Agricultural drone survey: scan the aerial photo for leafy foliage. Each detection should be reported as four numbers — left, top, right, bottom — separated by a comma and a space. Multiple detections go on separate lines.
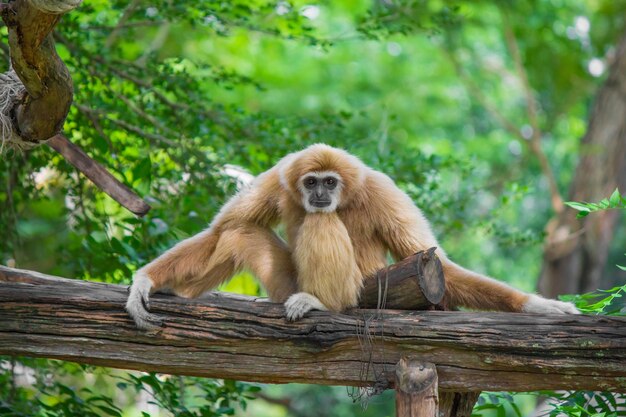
562, 284, 626, 315
565, 188, 626, 218
116, 374, 260, 417
472, 393, 523, 417
542, 390, 626, 417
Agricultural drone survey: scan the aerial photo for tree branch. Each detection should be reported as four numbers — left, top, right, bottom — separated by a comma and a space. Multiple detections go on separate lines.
1, 0, 71, 142
1, 1, 150, 216
443, 48, 523, 140
500, 8, 564, 213
47, 134, 151, 216
0, 265, 624, 392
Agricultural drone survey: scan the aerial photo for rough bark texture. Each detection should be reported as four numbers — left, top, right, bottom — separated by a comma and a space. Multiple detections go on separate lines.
360, 248, 445, 309
1, 265, 625, 392
539, 31, 626, 298
395, 359, 438, 417
0, 0, 72, 142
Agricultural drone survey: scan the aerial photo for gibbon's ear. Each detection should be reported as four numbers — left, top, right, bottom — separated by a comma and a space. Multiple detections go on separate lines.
278, 144, 366, 206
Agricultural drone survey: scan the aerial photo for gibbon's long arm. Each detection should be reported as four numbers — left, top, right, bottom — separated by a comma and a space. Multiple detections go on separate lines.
369, 171, 578, 314
126, 168, 298, 329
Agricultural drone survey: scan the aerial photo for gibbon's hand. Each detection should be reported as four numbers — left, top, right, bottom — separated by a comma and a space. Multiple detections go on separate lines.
126, 271, 164, 330
522, 294, 580, 314
284, 292, 328, 321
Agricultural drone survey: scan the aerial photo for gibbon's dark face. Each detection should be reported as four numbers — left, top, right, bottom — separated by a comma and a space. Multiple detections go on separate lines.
298, 171, 342, 213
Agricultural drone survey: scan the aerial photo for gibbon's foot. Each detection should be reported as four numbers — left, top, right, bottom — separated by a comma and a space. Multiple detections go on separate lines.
126, 271, 165, 330
522, 294, 580, 314
284, 292, 328, 321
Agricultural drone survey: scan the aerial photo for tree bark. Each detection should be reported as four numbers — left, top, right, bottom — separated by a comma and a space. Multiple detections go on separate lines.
0, 1, 151, 216
395, 359, 438, 417
360, 248, 445, 309
539, 31, 626, 298
0, 0, 73, 142
1, 265, 625, 392
47, 134, 151, 216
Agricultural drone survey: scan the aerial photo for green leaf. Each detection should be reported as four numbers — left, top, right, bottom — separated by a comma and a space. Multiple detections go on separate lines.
609, 188, 621, 207
95, 405, 122, 417
564, 201, 591, 212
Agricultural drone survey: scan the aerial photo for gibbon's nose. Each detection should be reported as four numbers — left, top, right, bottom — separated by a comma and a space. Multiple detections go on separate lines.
315, 188, 324, 198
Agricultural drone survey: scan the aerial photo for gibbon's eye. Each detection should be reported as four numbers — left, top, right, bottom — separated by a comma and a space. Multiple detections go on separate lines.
304, 176, 317, 188
324, 177, 337, 188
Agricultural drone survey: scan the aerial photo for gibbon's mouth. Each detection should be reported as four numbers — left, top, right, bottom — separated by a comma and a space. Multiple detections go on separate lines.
310, 200, 332, 207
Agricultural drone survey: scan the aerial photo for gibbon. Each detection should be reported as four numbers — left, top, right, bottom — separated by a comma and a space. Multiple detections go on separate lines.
127, 144, 578, 329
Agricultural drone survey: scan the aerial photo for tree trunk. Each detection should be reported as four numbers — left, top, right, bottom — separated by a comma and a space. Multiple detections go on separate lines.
539, 31, 626, 298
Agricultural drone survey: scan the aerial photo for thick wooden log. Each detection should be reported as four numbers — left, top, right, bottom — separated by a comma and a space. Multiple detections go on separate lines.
395, 358, 438, 417
360, 248, 445, 309
1, 265, 625, 392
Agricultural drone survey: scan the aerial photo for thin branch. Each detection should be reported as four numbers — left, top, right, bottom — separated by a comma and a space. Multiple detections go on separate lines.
80, 102, 114, 152
56, 33, 233, 129
255, 393, 306, 417
47, 134, 151, 216
111, 89, 180, 138
500, 8, 564, 213
75, 104, 177, 147
105, 0, 142, 49
79, 56, 183, 141
74, 103, 210, 185
135, 22, 171, 67
444, 48, 524, 140
84, 21, 162, 31
105, 60, 227, 124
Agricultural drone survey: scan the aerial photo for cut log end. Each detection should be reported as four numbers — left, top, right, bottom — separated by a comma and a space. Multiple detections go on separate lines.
360, 248, 445, 310
395, 358, 439, 417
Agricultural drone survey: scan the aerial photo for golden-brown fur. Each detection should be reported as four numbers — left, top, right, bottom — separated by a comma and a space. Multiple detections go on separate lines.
293, 213, 362, 311
128, 143, 577, 328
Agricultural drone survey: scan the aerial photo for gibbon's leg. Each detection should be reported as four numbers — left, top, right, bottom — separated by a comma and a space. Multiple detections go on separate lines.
219, 225, 298, 302
369, 172, 579, 314
442, 261, 579, 314
126, 225, 298, 329
126, 229, 224, 329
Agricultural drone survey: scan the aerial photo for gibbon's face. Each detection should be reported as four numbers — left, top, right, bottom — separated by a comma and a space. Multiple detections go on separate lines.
298, 171, 342, 213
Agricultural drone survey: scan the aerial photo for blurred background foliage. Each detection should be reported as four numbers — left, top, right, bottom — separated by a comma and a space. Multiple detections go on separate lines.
1, 0, 625, 416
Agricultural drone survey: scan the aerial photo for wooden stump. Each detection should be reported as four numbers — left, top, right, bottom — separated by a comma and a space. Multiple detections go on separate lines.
360, 248, 445, 309
367, 252, 479, 416
395, 358, 439, 417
